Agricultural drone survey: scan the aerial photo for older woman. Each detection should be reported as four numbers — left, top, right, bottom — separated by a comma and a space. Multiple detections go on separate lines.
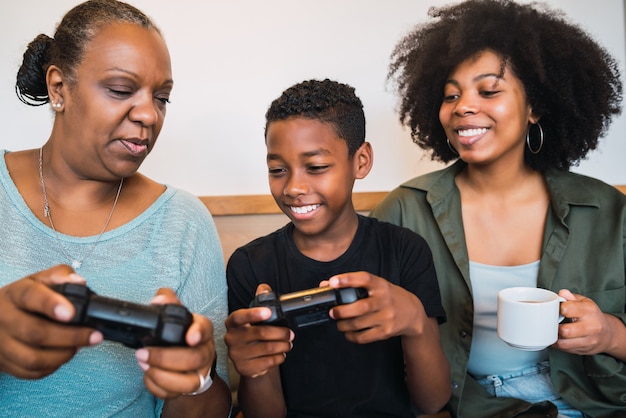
0, 1, 230, 416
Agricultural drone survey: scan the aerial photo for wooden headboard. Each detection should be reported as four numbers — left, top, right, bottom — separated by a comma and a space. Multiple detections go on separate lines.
205, 187, 626, 264
201, 191, 386, 263
199, 191, 388, 216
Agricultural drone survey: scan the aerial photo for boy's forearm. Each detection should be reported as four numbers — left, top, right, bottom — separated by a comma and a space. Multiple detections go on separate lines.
238, 368, 286, 418
402, 318, 451, 414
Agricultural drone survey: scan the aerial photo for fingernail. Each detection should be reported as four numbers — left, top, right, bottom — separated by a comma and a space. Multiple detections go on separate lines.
187, 330, 200, 345
329, 277, 339, 287
137, 361, 150, 371
135, 348, 149, 362
68, 273, 85, 283
89, 331, 103, 345
289, 330, 295, 342
260, 307, 272, 320
54, 304, 73, 321
151, 295, 168, 304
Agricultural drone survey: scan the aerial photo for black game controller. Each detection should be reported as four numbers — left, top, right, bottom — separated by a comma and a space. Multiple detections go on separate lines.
249, 286, 368, 329
50, 283, 193, 348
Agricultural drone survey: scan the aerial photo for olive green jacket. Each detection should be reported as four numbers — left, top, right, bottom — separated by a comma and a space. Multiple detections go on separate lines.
371, 161, 626, 418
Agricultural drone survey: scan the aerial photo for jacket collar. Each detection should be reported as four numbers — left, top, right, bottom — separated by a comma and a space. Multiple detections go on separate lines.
398, 159, 601, 292
543, 168, 601, 223
399, 159, 600, 219
399, 160, 464, 205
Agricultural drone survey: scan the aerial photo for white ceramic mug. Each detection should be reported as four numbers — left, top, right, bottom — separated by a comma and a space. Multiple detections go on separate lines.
497, 287, 566, 351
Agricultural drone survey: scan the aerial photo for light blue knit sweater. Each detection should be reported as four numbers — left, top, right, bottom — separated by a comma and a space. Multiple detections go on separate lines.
0, 150, 228, 417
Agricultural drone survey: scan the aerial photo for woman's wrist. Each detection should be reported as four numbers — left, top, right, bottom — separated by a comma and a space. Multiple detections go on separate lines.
185, 356, 217, 396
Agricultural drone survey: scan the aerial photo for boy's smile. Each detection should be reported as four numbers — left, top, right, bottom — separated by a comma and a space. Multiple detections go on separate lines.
289, 204, 321, 216
265, 117, 368, 253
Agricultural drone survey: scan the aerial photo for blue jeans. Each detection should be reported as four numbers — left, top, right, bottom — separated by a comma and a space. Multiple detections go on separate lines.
475, 361, 587, 418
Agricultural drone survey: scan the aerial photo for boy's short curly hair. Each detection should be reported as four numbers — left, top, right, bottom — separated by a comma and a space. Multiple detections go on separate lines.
265, 79, 366, 157
389, 0, 622, 170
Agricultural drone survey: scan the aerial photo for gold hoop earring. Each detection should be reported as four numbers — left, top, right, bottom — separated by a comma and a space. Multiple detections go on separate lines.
526, 122, 544, 154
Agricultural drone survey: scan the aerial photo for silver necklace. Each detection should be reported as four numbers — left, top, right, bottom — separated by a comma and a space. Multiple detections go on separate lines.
38, 147, 123, 269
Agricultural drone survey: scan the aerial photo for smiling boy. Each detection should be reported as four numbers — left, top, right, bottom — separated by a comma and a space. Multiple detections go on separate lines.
224, 79, 450, 417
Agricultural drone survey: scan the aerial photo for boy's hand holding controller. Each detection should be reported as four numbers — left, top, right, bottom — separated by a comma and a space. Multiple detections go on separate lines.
224, 284, 294, 379
324, 271, 450, 409
321, 271, 432, 344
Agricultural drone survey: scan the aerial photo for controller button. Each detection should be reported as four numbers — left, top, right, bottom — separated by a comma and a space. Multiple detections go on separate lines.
161, 323, 185, 345
256, 292, 276, 303
163, 304, 188, 319
63, 283, 91, 298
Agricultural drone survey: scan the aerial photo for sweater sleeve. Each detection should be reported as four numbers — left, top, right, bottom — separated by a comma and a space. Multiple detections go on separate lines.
167, 191, 229, 385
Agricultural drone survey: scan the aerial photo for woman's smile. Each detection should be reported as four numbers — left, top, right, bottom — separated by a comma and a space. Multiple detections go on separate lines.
456, 127, 489, 146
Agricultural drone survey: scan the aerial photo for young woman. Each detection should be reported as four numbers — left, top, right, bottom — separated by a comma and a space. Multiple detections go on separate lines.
372, 1, 625, 417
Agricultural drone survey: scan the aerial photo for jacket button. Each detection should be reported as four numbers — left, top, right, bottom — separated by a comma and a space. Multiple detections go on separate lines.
459, 330, 467, 338
620, 393, 626, 403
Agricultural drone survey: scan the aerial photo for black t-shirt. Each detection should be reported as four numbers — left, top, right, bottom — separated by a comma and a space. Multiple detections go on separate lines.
227, 215, 446, 418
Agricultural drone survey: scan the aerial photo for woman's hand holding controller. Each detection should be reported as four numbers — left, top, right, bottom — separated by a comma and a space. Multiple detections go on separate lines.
0, 264, 102, 379
135, 288, 218, 399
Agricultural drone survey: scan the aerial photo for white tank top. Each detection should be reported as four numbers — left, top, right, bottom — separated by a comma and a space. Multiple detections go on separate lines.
467, 260, 548, 377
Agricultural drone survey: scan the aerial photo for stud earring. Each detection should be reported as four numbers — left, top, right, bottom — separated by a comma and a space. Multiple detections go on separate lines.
51, 102, 62, 109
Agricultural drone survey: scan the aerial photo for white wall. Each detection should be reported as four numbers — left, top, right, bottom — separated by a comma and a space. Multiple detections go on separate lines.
2, 0, 625, 196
